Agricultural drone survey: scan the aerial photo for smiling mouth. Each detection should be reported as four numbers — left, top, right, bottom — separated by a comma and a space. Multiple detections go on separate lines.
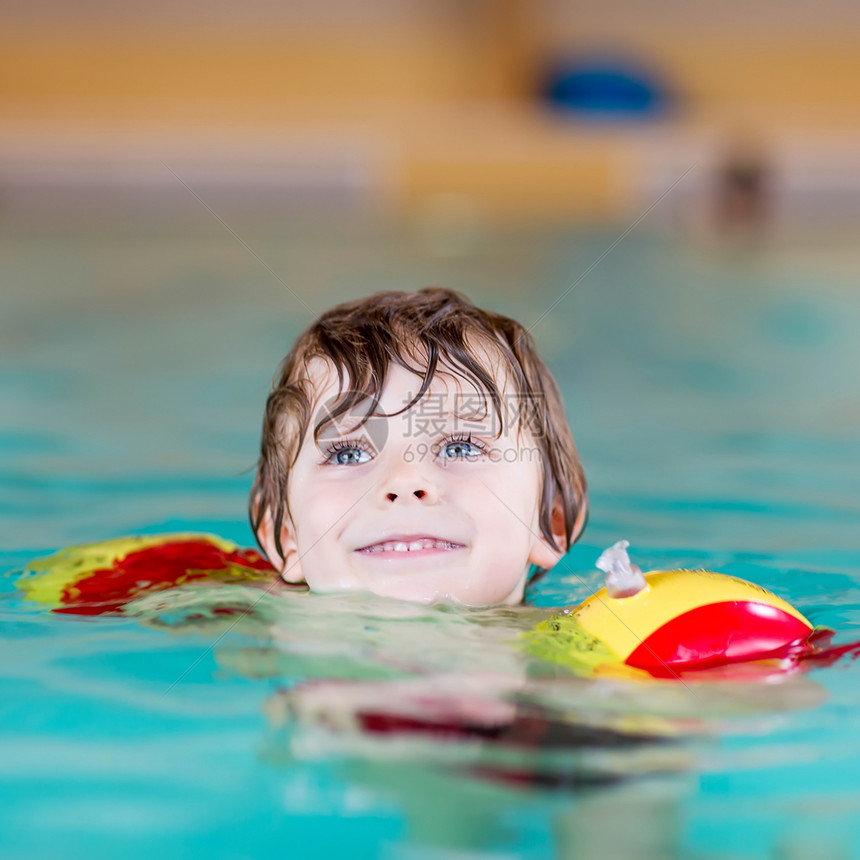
356, 537, 465, 556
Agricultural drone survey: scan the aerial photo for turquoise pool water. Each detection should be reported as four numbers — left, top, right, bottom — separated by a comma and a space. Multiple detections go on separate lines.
2, 223, 860, 859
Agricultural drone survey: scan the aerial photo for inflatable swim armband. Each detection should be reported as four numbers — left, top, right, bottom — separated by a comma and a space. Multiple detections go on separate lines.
19, 534, 278, 615
526, 542, 816, 679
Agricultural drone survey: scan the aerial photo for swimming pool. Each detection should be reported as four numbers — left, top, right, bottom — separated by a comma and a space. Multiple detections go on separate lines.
3, 221, 860, 859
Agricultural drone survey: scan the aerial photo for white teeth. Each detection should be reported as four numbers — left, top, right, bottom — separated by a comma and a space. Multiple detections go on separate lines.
362, 539, 462, 553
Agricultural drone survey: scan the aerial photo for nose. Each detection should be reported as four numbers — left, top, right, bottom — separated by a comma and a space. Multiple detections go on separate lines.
385, 488, 428, 503
378, 458, 440, 506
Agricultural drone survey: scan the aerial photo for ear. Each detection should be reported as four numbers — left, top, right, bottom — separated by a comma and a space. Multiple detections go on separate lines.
569, 493, 588, 546
255, 503, 306, 584
527, 492, 583, 570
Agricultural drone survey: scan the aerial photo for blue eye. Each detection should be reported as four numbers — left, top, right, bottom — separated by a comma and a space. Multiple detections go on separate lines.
326, 443, 372, 465
440, 439, 483, 459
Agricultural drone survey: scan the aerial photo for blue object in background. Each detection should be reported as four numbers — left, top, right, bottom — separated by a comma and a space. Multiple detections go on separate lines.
543, 56, 671, 117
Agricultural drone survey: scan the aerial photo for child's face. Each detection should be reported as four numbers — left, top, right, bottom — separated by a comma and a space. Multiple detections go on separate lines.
259, 359, 564, 606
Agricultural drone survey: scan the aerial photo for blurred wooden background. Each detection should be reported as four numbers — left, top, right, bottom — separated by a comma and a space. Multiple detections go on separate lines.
4, 0, 860, 223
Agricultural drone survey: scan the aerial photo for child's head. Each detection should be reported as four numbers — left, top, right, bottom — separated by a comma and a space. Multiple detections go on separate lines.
250, 287, 587, 606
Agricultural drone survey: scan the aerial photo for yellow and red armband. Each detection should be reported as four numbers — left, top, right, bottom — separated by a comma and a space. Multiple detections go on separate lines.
19, 534, 277, 615
525, 543, 817, 679
571, 568, 813, 677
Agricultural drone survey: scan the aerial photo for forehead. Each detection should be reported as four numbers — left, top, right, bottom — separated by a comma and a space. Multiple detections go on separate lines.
304, 350, 513, 413
301, 352, 527, 448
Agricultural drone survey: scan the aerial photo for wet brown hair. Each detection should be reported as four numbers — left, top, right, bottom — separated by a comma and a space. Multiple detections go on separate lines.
250, 287, 587, 568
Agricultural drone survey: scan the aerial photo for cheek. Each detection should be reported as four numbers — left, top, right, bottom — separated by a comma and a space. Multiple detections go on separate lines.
293, 488, 335, 543
475, 462, 542, 528
286, 469, 323, 542
477, 472, 543, 575
462, 485, 537, 601
289, 471, 367, 547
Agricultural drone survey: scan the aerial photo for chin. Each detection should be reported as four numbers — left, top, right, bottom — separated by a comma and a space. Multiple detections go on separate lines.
369, 582, 447, 606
